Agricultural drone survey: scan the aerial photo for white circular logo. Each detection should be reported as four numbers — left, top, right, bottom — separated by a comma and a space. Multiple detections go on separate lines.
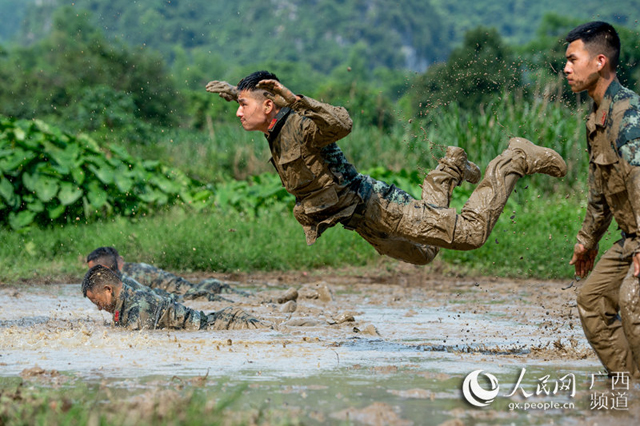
462, 370, 500, 407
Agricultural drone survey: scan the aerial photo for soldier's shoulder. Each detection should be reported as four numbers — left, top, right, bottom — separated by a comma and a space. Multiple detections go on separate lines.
613, 85, 640, 110
123, 262, 156, 273
122, 276, 142, 287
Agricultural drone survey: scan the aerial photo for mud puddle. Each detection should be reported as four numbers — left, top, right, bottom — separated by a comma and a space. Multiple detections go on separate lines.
1, 277, 638, 424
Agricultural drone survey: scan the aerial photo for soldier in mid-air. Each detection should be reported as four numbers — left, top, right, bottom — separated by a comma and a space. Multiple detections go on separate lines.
206, 71, 567, 265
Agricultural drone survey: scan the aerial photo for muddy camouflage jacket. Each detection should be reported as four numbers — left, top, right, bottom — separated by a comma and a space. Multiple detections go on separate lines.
112, 283, 205, 331
266, 96, 365, 244
122, 262, 199, 295
577, 79, 640, 253
121, 275, 178, 301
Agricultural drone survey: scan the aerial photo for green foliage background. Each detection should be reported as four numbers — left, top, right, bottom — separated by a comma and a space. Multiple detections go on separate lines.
0, 1, 638, 280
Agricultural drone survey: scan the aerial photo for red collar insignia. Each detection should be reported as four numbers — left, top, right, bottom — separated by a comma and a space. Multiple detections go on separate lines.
600, 111, 607, 126
114, 310, 120, 323
268, 118, 278, 131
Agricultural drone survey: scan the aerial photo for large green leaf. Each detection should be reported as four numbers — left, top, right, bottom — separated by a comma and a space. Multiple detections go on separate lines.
87, 161, 115, 185
86, 180, 108, 209
8, 210, 36, 230
76, 133, 101, 154
142, 160, 160, 170
150, 174, 180, 194
138, 185, 162, 203
21, 131, 46, 150
108, 144, 135, 162
0, 148, 37, 173
33, 175, 59, 202
58, 181, 83, 206
48, 203, 66, 220
22, 172, 38, 192
114, 169, 134, 193
44, 140, 80, 171
0, 177, 16, 204
11, 127, 26, 142
71, 167, 86, 185
26, 198, 45, 213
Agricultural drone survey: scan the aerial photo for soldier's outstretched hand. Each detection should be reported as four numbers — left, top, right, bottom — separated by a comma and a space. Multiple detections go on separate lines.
569, 243, 598, 278
205, 80, 238, 102
256, 79, 297, 107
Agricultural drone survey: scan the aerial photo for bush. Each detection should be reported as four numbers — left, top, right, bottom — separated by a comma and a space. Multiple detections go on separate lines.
0, 116, 213, 231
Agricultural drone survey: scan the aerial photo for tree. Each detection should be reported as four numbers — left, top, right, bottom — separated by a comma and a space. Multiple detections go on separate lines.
0, 6, 184, 139
406, 27, 522, 115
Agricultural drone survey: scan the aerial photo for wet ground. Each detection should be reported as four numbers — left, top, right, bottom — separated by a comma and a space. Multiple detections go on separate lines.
1, 269, 639, 424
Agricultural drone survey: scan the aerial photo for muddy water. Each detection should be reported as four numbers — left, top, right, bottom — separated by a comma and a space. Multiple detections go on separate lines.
1, 278, 638, 424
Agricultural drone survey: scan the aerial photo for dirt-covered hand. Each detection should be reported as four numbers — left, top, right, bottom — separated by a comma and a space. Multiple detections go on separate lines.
205, 80, 238, 102
256, 79, 297, 107
569, 243, 598, 278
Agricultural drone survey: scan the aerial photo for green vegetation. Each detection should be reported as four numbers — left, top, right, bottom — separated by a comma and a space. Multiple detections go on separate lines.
0, 117, 213, 231
431, 0, 639, 46
0, 2, 637, 282
0, 377, 248, 426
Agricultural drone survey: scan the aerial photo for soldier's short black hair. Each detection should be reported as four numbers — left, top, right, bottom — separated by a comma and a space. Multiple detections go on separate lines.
237, 70, 279, 92
82, 265, 121, 297
566, 21, 620, 71
86, 246, 120, 273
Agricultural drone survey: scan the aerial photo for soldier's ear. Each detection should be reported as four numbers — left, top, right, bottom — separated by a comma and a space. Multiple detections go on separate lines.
596, 54, 607, 71
264, 98, 275, 114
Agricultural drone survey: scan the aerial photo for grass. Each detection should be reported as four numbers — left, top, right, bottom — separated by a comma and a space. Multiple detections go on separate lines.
0, 377, 256, 426
0, 185, 616, 284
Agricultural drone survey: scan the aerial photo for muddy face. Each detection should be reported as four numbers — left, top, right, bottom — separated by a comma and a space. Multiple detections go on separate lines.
85, 288, 116, 313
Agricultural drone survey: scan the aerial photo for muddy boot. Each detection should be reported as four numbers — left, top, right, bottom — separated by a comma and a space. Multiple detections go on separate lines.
421, 146, 480, 207
507, 137, 567, 178
440, 146, 482, 185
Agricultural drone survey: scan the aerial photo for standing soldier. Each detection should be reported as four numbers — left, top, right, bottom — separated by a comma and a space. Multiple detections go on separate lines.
205, 71, 566, 265
565, 22, 640, 378
82, 265, 265, 331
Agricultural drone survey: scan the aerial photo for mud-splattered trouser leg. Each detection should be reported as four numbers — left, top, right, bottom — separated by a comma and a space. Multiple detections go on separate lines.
579, 239, 640, 378
205, 307, 269, 330
356, 147, 527, 266
353, 159, 466, 265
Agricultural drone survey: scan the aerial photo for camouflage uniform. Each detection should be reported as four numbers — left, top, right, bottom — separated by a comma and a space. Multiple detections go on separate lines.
574, 79, 640, 378
112, 283, 265, 331
121, 262, 233, 301
266, 95, 564, 265
121, 275, 178, 301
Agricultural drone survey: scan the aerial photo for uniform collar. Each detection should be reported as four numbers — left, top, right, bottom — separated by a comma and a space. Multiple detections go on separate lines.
112, 284, 132, 326
589, 79, 621, 130
266, 107, 292, 142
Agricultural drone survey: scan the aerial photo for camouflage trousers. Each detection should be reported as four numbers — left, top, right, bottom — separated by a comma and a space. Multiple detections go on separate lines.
576, 237, 640, 378
348, 147, 525, 265
205, 307, 267, 330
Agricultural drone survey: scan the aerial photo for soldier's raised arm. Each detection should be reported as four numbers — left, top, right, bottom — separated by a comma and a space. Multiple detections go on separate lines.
205, 80, 238, 102
257, 79, 352, 148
